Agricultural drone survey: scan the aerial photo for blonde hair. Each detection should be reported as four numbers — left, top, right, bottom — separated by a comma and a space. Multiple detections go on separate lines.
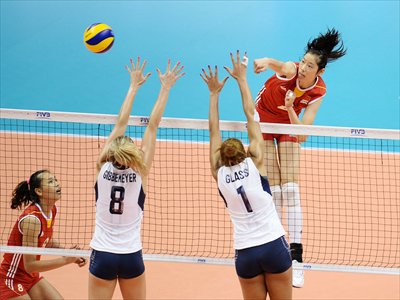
106, 136, 148, 175
219, 138, 247, 167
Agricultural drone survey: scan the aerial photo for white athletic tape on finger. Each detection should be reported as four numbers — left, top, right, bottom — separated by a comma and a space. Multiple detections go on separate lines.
288, 90, 294, 97
241, 56, 248, 66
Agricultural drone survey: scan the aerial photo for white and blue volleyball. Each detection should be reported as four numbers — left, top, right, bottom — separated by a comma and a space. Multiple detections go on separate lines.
83, 23, 114, 53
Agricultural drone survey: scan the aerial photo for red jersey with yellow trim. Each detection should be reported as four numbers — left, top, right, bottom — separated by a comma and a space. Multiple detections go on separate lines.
0, 203, 57, 280
255, 62, 326, 124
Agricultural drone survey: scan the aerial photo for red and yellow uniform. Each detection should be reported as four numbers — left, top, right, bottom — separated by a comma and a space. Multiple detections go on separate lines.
255, 62, 326, 142
0, 203, 57, 299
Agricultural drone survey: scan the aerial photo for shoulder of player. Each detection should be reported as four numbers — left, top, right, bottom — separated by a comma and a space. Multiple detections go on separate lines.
19, 214, 42, 234
315, 76, 327, 90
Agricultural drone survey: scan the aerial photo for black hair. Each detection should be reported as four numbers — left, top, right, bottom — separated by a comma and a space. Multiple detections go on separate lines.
305, 28, 347, 70
10, 170, 49, 209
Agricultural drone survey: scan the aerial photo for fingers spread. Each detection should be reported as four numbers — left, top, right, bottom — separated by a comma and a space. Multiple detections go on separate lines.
200, 73, 208, 84
171, 61, 181, 73
136, 56, 141, 70
202, 68, 210, 79
224, 66, 233, 76
140, 60, 147, 72
230, 52, 235, 66
207, 65, 213, 77
130, 58, 135, 70
166, 59, 171, 72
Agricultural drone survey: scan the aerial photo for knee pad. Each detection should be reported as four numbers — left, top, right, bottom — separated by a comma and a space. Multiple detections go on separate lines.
282, 182, 300, 207
270, 185, 283, 218
270, 185, 282, 201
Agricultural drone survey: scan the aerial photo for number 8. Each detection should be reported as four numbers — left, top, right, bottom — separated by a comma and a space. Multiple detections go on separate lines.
109, 186, 125, 215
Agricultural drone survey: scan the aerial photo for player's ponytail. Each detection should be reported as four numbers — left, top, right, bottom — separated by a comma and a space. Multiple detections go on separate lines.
220, 138, 247, 167
11, 170, 48, 209
306, 28, 347, 70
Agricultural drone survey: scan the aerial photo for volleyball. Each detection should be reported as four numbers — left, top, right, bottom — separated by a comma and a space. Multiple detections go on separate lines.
83, 23, 114, 53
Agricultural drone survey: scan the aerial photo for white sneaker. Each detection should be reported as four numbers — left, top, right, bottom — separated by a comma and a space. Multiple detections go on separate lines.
292, 260, 304, 288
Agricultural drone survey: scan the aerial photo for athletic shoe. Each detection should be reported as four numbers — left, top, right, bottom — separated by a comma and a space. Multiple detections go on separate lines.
292, 260, 304, 288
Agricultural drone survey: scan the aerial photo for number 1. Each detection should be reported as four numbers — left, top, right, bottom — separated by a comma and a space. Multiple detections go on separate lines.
236, 186, 253, 212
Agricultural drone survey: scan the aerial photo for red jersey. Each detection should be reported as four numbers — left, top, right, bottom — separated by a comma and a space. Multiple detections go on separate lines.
0, 203, 57, 281
255, 62, 326, 124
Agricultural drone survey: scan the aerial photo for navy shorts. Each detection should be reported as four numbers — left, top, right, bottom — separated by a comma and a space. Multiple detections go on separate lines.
235, 236, 292, 279
89, 249, 145, 280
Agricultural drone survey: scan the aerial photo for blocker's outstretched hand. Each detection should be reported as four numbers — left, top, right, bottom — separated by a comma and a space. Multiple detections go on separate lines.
157, 59, 185, 90
200, 65, 228, 95
126, 57, 151, 89
224, 50, 248, 82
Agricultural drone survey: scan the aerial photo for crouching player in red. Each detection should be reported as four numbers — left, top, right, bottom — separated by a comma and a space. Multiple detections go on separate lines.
0, 170, 86, 300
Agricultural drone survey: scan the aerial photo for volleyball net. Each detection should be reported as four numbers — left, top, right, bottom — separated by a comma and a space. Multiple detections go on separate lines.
0, 108, 399, 275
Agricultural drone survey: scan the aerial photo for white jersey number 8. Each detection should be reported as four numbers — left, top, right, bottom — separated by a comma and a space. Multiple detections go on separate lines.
109, 186, 125, 215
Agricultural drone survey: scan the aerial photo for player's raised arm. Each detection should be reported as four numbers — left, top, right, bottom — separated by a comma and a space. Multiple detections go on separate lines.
225, 51, 264, 171
141, 60, 185, 172
201, 65, 228, 180
97, 57, 151, 172
253, 57, 297, 78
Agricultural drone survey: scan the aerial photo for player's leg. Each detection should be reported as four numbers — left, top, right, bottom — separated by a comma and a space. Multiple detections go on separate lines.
279, 140, 302, 243
265, 268, 292, 300
264, 138, 283, 218
88, 274, 117, 300
27, 277, 63, 299
238, 274, 267, 300
278, 139, 304, 287
259, 236, 292, 299
118, 250, 146, 299
235, 246, 267, 300
118, 273, 146, 300
88, 250, 118, 299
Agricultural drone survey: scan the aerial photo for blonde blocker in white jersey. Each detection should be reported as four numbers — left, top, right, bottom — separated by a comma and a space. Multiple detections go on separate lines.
217, 157, 286, 250
90, 162, 145, 254
88, 58, 185, 299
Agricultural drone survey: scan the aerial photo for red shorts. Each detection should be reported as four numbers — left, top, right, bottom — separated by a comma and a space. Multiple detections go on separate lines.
256, 109, 298, 143
0, 272, 43, 300
262, 132, 298, 143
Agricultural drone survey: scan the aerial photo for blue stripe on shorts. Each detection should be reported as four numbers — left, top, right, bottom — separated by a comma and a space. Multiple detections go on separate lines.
235, 236, 292, 279
89, 249, 145, 280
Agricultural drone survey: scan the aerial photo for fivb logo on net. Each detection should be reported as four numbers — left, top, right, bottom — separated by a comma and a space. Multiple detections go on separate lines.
140, 117, 149, 125
350, 128, 366, 136
36, 111, 51, 119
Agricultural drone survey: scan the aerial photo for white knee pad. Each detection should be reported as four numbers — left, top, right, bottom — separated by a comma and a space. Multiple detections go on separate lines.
281, 182, 301, 207
270, 185, 283, 219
